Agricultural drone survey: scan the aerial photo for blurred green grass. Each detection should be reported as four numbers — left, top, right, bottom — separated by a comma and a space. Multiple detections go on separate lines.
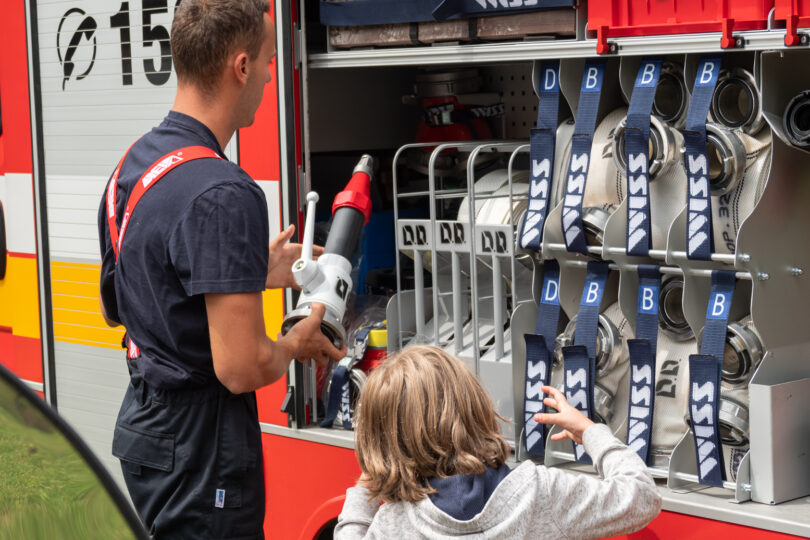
0, 393, 136, 540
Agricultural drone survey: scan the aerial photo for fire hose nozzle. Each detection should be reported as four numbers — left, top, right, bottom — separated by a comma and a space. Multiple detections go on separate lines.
292, 192, 322, 292
353, 154, 374, 177
281, 155, 375, 349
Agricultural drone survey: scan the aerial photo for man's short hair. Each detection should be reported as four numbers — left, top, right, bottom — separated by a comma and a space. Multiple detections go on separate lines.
355, 345, 509, 503
171, 0, 270, 94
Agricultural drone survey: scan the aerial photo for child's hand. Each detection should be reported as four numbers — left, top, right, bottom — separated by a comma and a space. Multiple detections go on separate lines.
533, 385, 595, 445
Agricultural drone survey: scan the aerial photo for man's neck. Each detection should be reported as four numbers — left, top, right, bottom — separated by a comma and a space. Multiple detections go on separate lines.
172, 85, 235, 151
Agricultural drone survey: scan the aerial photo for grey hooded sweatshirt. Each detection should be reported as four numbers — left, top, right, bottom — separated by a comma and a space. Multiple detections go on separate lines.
335, 424, 662, 539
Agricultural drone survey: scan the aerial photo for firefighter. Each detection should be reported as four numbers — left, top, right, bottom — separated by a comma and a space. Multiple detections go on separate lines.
97, 1, 345, 537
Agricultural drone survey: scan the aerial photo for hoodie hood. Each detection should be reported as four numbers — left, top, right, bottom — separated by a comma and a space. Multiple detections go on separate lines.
426, 463, 512, 521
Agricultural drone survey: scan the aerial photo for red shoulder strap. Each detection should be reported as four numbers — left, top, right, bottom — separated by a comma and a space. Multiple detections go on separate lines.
107, 145, 223, 260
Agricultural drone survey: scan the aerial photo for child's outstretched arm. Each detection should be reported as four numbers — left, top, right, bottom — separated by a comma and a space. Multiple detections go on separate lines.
533, 386, 662, 540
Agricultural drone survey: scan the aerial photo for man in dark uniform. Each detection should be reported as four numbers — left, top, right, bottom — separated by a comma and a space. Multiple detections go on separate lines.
97, 1, 345, 537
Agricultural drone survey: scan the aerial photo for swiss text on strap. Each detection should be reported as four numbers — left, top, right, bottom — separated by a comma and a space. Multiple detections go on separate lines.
563, 261, 609, 463
561, 61, 606, 255
625, 265, 661, 463
625, 59, 662, 257
520, 61, 561, 252
688, 270, 736, 486
523, 261, 561, 456
683, 57, 722, 261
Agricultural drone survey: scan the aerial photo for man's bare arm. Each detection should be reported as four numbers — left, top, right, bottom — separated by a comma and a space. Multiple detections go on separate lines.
205, 292, 344, 394
99, 295, 121, 327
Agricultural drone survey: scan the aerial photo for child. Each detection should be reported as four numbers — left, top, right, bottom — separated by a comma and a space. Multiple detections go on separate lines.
335, 345, 662, 539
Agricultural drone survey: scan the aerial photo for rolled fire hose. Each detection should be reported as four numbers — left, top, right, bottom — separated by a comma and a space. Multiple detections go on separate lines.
647, 276, 697, 466
612, 116, 771, 255
695, 123, 772, 255
408, 168, 530, 274
783, 90, 810, 148
281, 155, 374, 349
459, 115, 577, 229
709, 68, 765, 136
652, 61, 689, 129
685, 316, 763, 480
457, 168, 530, 224
613, 112, 687, 251
553, 301, 631, 427
690, 315, 763, 480
322, 359, 368, 429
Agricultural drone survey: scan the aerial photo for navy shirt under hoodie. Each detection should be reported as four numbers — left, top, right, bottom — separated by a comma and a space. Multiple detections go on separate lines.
98, 111, 269, 390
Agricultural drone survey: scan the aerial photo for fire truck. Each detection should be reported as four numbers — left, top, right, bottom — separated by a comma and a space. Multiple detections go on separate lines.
1, 1, 809, 538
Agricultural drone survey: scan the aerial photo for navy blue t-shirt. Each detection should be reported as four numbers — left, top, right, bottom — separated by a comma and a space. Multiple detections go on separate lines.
98, 111, 269, 389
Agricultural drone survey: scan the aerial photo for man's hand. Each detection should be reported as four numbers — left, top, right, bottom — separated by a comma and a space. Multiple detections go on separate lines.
533, 385, 595, 445
266, 225, 324, 290
277, 303, 346, 366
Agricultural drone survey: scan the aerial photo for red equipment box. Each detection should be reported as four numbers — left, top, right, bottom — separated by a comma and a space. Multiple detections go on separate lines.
589, 0, 774, 53
775, 0, 810, 45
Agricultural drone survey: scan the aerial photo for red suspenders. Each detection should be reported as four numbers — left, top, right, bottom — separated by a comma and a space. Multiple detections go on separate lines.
106, 144, 223, 260
105, 144, 223, 358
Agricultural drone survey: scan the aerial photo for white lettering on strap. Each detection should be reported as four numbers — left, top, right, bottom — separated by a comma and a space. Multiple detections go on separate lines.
142, 154, 184, 188
691, 381, 719, 479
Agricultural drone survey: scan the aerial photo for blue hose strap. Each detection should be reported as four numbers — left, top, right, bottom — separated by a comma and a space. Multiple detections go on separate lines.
687, 269, 735, 486
688, 354, 725, 487
535, 260, 562, 356
625, 59, 662, 257
563, 344, 594, 464
684, 57, 722, 261
562, 260, 608, 464
354, 326, 372, 362
520, 61, 561, 251
562, 60, 606, 254
321, 327, 373, 429
319, 0, 575, 26
573, 261, 610, 360
523, 335, 552, 457
320, 365, 350, 429
700, 269, 736, 361
634, 265, 661, 353
626, 265, 661, 463
523, 260, 561, 456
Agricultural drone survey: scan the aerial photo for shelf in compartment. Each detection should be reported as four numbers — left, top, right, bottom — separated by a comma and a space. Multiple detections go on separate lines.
309, 29, 795, 69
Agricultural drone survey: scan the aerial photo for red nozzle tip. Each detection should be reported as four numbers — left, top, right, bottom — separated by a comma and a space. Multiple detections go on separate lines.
333, 170, 372, 225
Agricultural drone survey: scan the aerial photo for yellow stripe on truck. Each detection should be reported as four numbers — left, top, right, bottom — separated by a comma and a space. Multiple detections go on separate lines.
0, 255, 41, 339
51, 261, 122, 349
50, 261, 287, 350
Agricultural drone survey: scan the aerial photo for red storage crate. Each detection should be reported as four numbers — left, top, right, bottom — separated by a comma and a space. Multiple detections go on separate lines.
589, 0, 774, 53
775, 0, 810, 45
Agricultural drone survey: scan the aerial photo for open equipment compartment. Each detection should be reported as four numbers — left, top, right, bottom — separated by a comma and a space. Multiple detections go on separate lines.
292, 1, 810, 536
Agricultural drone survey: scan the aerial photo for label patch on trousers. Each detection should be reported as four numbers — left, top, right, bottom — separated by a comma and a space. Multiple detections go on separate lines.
215, 489, 226, 508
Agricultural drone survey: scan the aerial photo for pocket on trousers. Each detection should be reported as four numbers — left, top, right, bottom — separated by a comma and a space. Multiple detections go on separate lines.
112, 422, 175, 473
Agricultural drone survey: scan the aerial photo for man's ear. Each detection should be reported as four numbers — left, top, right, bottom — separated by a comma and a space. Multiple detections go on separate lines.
233, 52, 249, 85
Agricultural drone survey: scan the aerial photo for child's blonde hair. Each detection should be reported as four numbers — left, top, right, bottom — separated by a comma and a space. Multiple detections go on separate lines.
355, 345, 509, 503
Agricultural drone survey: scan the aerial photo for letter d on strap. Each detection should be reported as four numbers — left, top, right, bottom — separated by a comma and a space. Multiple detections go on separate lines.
520, 61, 561, 251
523, 261, 562, 456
